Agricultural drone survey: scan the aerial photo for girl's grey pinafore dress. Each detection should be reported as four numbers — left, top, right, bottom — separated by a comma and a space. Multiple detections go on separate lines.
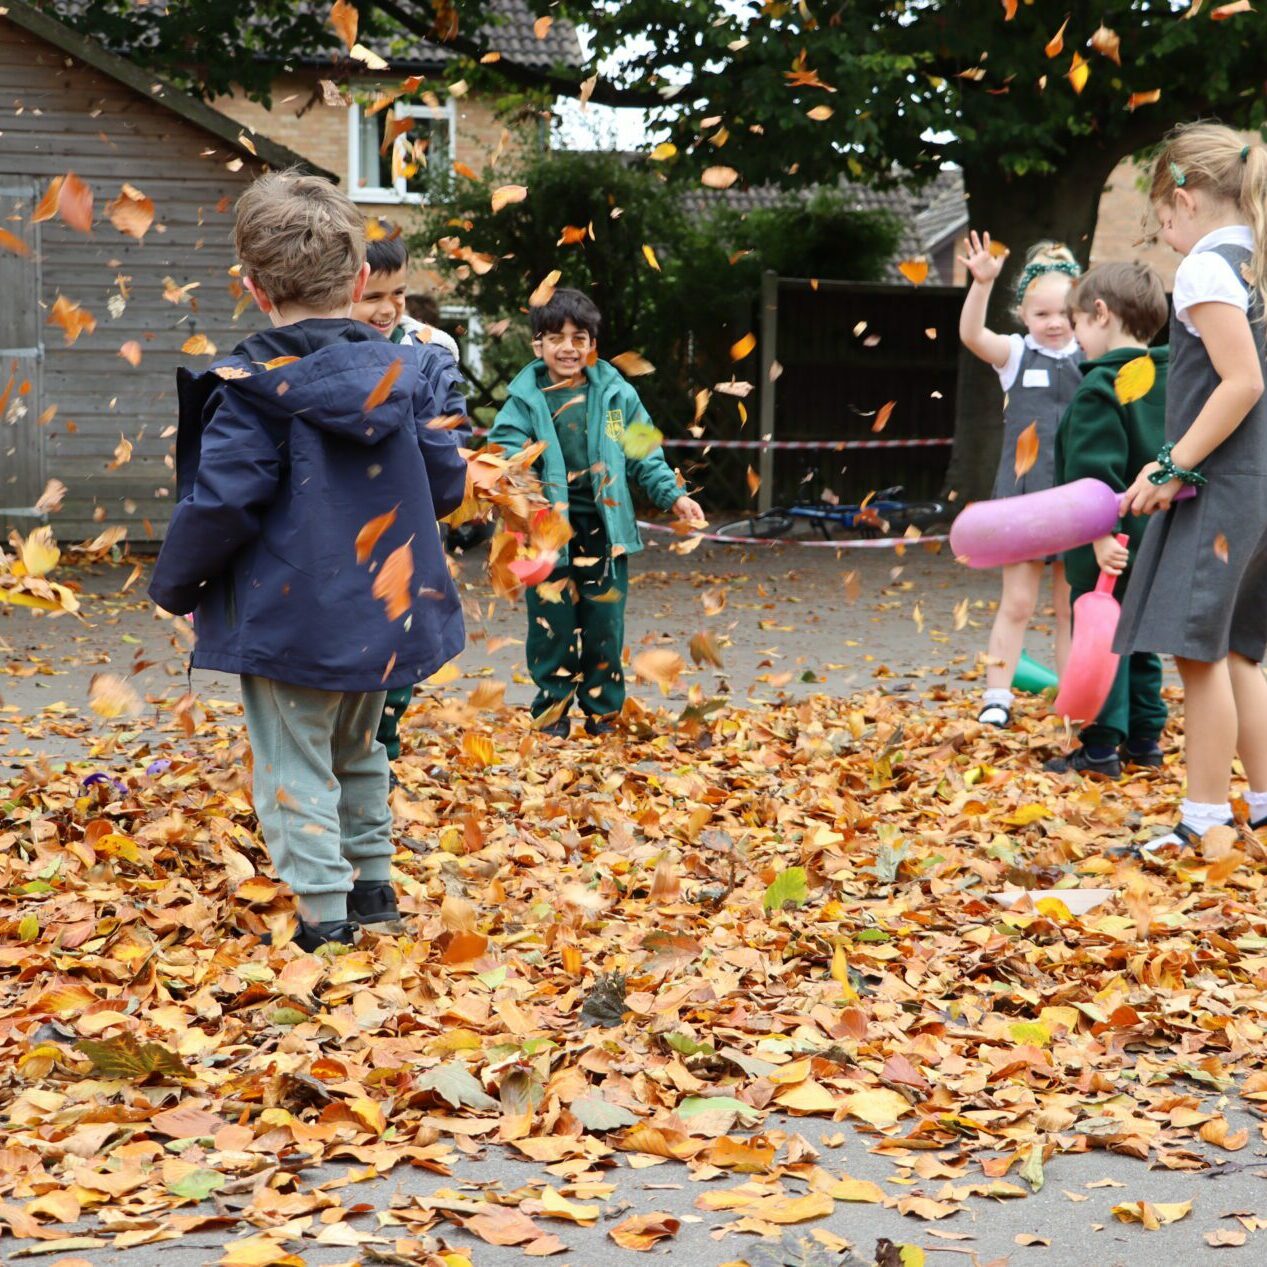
990, 340, 1083, 499
1114, 242, 1267, 663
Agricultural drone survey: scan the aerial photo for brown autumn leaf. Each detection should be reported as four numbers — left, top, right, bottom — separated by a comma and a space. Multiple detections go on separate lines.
897, 258, 929, 285
106, 434, 133, 472
181, 333, 217, 357
363, 357, 403, 412
47, 294, 97, 346
1214, 533, 1230, 563
118, 341, 142, 367
1014, 420, 1040, 479
1090, 24, 1121, 63
529, 269, 562, 307
1127, 88, 1162, 110
106, 185, 155, 239
491, 184, 528, 213
329, 0, 358, 49
608, 1212, 680, 1251
372, 538, 414, 620
533, 14, 553, 39
1211, 0, 1253, 16
631, 649, 686, 694
34, 172, 94, 233
88, 673, 142, 720
701, 166, 740, 189
0, 226, 30, 256
610, 350, 655, 377
872, 400, 897, 433
34, 478, 67, 514
355, 505, 398, 564
688, 630, 724, 668
1045, 15, 1069, 56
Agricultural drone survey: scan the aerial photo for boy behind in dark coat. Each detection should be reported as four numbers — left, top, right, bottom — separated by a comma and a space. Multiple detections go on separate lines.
149, 172, 467, 950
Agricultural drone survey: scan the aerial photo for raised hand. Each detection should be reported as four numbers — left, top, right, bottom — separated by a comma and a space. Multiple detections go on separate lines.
957, 230, 1008, 285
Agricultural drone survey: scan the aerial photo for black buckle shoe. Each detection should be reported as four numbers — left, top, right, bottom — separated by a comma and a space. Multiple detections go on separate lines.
293, 918, 358, 952
348, 880, 400, 925
1044, 747, 1122, 779
1120, 740, 1164, 769
537, 717, 570, 739
584, 716, 615, 737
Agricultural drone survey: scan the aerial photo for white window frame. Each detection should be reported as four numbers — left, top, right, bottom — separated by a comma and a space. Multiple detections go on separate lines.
347, 96, 458, 205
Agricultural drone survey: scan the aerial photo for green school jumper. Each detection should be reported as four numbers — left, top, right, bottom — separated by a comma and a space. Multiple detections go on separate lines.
488, 359, 683, 721
1053, 345, 1169, 750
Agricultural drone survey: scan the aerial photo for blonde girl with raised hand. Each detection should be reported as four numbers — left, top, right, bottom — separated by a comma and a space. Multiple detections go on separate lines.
958, 236, 1083, 728
1114, 123, 1267, 852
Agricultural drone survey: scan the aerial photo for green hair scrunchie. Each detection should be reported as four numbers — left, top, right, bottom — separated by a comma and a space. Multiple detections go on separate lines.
1014, 257, 1081, 306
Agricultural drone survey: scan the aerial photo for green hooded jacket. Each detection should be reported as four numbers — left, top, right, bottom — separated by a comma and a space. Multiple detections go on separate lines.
487, 357, 682, 562
1053, 345, 1169, 593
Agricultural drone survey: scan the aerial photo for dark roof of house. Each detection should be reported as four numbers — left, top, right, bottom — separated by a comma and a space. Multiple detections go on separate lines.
5, 0, 334, 176
910, 168, 968, 252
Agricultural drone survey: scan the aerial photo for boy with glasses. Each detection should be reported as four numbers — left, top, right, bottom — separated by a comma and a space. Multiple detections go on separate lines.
488, 289, 704, 737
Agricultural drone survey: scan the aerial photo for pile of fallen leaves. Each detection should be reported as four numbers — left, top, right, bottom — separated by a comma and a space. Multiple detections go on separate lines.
2, 669, 1267, 1264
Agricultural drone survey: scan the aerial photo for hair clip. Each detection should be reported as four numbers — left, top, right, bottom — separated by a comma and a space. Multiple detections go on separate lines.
1241, 144, 1251, 163
1169, 161, 1187, 187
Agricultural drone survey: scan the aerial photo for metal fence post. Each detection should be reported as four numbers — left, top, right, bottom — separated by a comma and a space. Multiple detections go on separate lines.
757, 270, 778, 515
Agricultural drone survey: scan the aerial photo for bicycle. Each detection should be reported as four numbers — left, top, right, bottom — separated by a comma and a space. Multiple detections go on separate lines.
712, 484, 951, 542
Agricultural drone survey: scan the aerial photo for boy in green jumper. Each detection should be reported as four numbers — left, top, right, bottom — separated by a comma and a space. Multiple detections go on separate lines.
488, 289, 705, 737
1047, 262, 1171, 778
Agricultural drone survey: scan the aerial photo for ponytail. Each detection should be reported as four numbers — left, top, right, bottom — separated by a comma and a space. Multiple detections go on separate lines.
1241, 143, 1267, 314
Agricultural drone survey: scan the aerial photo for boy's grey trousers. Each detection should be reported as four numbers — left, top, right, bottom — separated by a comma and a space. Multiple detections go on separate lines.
240, 675, 395, 923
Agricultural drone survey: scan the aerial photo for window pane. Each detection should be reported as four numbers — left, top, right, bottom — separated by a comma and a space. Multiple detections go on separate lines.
357, 110, 383, 190
403, 114, 452, 201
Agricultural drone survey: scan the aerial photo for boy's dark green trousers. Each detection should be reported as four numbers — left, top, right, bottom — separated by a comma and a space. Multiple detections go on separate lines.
376, 686, 413, 761
525, 510, 627, 719
1071, 582, 1167, 750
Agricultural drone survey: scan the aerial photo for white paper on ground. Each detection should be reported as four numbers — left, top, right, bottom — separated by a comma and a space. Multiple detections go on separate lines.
989, 888, 1116, 915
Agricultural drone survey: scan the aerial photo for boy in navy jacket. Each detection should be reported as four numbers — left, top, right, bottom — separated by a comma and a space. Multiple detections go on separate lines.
149, 172, 467, 951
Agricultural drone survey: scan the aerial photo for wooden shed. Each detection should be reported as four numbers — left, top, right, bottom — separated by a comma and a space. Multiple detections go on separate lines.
0, 0, 331, 545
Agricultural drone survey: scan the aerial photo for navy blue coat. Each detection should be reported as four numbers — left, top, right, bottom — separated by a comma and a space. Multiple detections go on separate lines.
149, 318, 467, 692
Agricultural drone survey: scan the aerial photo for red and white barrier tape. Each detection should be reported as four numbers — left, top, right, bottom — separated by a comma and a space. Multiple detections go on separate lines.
659, 437, 953, 451
638, 520, 948, 549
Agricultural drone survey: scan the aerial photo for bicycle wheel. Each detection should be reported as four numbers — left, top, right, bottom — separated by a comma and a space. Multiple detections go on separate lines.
711, 511, 797, 540
888, 501, 952, 535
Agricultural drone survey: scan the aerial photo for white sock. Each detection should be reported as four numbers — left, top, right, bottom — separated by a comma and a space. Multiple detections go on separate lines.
1179, 799, 1234, 834
1245, 790, 1267, 823
983, 687, 1013, 709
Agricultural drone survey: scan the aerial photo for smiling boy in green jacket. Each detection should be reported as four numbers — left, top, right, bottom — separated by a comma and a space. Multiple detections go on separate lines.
1047, 262, 1170, 779
488, 289, 705, 737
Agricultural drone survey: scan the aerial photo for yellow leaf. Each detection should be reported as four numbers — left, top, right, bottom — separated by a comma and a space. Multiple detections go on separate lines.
461, 731, 495, 768
642, 243, 661, 272
537, 1186, 599, 1224
730, 332, 756, 361
181, 333, 216, 356
773, 1081, 839, 1113
1067, 51, 1090, 94
841, 1087, 912, 1128
825, 1176, 888, 1204
220, 1237, 304, 1267
900, 1248, 926, 1267
88, 673, 142, 720
621, 420, 663, 459
1113, 354, 1156, 404
1111, 1199, 1192, 1228
490, 184, 528, 213
830, 944, 859, 1002
649, 142, 677, 162
897, 258, 929, 285
17, 525, 60, 577
427, 660, 462, 686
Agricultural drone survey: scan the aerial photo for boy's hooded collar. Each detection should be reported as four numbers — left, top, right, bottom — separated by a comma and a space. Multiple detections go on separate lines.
1077, 345, 1169, 377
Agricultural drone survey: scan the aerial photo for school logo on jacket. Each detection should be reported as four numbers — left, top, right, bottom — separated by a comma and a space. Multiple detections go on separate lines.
605, 408, 625, 442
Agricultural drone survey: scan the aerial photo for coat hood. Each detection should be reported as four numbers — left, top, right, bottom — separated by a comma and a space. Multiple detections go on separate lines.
214, 318, 415, 447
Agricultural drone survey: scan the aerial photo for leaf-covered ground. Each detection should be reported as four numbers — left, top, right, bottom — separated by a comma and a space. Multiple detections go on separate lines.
3, 566, 1267, 1266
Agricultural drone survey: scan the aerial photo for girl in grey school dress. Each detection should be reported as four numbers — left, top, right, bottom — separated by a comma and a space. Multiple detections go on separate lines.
958, 236, 1083, 728
1115, 123, 1267, 852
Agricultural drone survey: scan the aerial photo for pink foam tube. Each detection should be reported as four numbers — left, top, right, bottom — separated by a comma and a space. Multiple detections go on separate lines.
1052, 533, 1129, 723
950, 478, 1196, 569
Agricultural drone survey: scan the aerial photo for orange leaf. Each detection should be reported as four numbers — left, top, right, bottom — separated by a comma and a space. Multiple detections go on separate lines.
1045, 16, 1069, 56
0, 226, 30, 256
701, 165, 739, 190
1001, 0, 1018, 17
1214, 532, 1229, 563
1067, 51, 1090, 94
557, 224, 588, 245
363, 357, 403, 412
32, 175, 64, 223
49, 172, 94, 233
746, 465, 760, 498
1127, 88, 1161, 110
608, 1212, 680, 1251
1090, 24, 1121, 64
872, 400, 897, 434
610, 350, 655, 377
631, 649, 685, 694
330, 0, 358, 49
730, 332, 756, 361
106, 184, 154, 239
533, 14, 553, 38
529, 269, 562, 307
453, 160, 479, 180
47, 294, 96, 346
898, 258, 929, 285
118, 341, 142, 367
355, 505, 398, 564
372, 538, 413, 620
181, 333, 217, 356
1211, 0, 1253, 16
491, 183, 528, 213
1014, 420, 1040, 479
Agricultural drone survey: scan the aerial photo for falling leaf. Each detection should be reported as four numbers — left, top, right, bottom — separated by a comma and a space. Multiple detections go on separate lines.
1114, 354, 1156, 403
1067, 51, 1090, 93
330, 0, 359, 49
1211, 0, 1253, 16
0, 226, 30, 256
181, 333, 217, 356
88, 673, 142, 720
530, 269, 562, 306
621, 421, 663, 459
491, 184, 528, 213
363, 357, 403, 411
642, 243, 661, 272
533, 14, 553, 39
1012, 420, 1041, 479
34, 172, 94, 233
47, 294, 97, 345
106, 184, 154, 239
806, 104, 834, 120
1001, 0, 1018, 17
1214, 533, 1230, 563
872, 400, 897, 433
16, 525, 60, 576
34, 478, 67, 514
1127, 89, 1162, 110
746, 465, 760, 499
107, 434, 133, 471
730, 332, 757, 361
898, 258, 929, 285
611, 351, 655, 377
355, 505, 398, 563
701, 166, 740, 189
1045, 16, 1069, 56
372, 539, 414, 620
648, 142, 677, 162
632, 649, 685, 694
452, 160, 479, 180
118, 341, 142, 367
1090, 24, 1121, 63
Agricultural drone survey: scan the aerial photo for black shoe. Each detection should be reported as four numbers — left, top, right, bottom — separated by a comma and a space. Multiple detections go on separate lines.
348, 880, 400, 925
1120, 740, 1164, 768
293, 918, 357, 952
389, 770, 399, 792
537, 717, 570, 739
584, 716, 615, 736
1044, 747, 1121, 778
